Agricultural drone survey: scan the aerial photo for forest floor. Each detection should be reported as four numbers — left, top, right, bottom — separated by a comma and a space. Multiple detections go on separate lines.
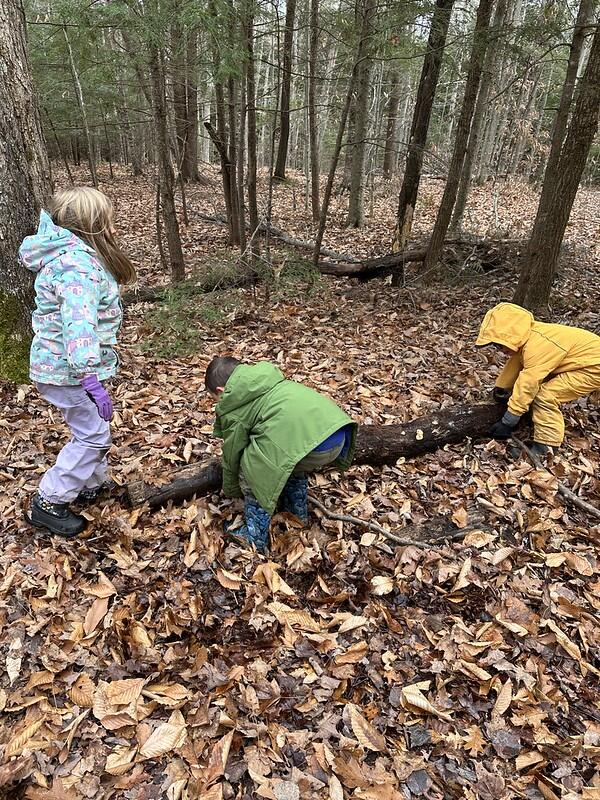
1, 166, 600, 800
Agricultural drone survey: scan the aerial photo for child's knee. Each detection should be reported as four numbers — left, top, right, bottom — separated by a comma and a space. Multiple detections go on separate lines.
533, 386, 559, 410
79, 429, 112, 450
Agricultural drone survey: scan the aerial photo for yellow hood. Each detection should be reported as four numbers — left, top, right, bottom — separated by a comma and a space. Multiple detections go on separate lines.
476, 303, 534, 351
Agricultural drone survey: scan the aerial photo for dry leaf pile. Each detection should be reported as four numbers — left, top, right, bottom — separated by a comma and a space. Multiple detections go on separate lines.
1, 168, 599, 798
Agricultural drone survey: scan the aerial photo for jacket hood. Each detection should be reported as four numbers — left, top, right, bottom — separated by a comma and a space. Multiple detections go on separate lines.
217, 362, 286, 414
19, 210, 95, 274
476, 303, 534, 350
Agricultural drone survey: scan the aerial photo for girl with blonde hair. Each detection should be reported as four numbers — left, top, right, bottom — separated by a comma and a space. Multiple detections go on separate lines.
20, 187, 136, 536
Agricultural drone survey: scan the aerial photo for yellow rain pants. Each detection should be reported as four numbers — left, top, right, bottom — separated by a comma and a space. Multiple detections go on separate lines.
532, 366, 600, 446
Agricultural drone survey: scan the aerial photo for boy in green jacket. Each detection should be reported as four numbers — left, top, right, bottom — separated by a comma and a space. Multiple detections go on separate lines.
206, 356, 357, 552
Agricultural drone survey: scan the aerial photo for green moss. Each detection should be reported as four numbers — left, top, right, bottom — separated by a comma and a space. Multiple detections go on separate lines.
0, 291, 31, 383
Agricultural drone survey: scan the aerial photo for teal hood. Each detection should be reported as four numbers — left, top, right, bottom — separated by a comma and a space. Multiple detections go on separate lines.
19, 210, 96, 275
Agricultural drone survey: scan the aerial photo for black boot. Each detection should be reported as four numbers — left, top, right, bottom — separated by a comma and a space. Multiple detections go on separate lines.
26, 494, 88, 537
530, 442, 552, 458
75, 479, 117, 505
510, 439, 552, 461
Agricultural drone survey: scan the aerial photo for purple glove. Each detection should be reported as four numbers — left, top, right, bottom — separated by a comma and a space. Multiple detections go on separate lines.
82, 375, 113, 421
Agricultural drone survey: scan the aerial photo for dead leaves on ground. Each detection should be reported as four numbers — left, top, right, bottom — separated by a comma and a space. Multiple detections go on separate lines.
1, 170, 600, 797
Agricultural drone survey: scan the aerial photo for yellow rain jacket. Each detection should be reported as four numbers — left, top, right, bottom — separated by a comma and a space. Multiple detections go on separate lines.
476, 303, 600, 445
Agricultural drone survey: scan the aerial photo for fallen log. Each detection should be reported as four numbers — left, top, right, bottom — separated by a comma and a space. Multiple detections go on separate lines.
320, 238, 523, 280
318, 248, 427, 278
121, 272, 255, 306
196, 214, 519, 281
197, 212, 360, 263
126, 402, 502, 509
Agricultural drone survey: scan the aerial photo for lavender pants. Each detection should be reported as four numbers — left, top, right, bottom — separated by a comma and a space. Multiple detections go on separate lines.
36, 382, 111, 503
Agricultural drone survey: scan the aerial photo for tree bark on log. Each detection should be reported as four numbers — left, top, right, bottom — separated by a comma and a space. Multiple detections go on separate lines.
122, 232, 519, 305
126, 402, 502, 508
195, 213, 517, 279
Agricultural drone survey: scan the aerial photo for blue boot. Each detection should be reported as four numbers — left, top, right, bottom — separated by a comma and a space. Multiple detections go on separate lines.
280, 475, 309, 524
226, 497, 271, 553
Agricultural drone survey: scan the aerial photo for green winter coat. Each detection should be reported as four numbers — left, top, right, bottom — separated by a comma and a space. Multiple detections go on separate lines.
213, 362, 357, 513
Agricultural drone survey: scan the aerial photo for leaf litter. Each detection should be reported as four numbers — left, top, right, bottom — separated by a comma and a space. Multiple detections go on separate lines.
1, 166, 600, 798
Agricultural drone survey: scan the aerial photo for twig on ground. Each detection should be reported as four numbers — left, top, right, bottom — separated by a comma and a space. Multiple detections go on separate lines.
309, 494, 470, 547
512, 436, 600, 522
476, 497, 513, 521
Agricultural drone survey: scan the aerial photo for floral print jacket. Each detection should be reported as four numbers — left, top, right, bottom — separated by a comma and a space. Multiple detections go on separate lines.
20, 211, 122, 386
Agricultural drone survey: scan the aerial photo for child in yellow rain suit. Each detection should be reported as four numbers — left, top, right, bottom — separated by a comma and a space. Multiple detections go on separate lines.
476, 303, 600, 456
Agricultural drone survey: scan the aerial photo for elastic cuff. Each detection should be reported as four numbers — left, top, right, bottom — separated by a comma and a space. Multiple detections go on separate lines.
502, 410, 521, 426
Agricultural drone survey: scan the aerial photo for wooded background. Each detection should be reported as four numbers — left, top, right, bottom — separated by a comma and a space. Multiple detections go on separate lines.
1, 0, 599, 381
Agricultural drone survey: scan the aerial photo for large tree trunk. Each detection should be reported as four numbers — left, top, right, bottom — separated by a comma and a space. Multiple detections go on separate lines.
171, 20, 189, 178
393, 0, 455, 251
184, 29, 200, 181
126, 403, 503, 508
227, 73, 243, 247
543, 0, 596, 189
273, 0, 297, 181
308, 0, 320, 222
423, 0, 495, 275
312, 3, 367, 266
148, 44, 185, 283
0, 0, 52, 382
346, 0, 376, 228
513, 21, 600, 310
450, 0, 508, 232
382, 69, 401, 179
63, 25, 97, 187
245, 0, 260, 260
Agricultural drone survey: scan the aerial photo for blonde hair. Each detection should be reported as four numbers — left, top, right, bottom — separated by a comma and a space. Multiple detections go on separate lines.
49, 187, 136, 285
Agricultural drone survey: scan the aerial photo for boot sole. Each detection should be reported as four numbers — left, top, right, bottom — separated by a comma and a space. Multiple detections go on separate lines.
24, 512, 86, 539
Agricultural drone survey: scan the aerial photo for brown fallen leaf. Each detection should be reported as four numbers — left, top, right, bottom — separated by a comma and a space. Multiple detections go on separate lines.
138, 710, 187, 759
70, 673, 95, 708
451, 506, 468, 529
105, 745, 138, 775
24, 776, 80, 800
93, 681, 140, 731
450, 557, 472, 592
334, 641, 369, 665
105, 678, 146, 706
4, 717, 46, 759
492, 677, 513, 719
346, 703, 387, 752
83, 596, 109, 635
474, 762, 506, 800
83, 572, 117, 598
201, 729, 234, 787
370, 575, 394, 595
516, 750, 544, 771
215, 568, 243, 590
400, 682, 453, 722
462, 725, 486, 755
143, 683, 190, 706
329, 775, 344, 800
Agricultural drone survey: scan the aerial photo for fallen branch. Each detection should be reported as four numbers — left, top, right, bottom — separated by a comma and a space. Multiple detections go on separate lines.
126, 402, 503, 508
309, 494, 478, 547
513, 437, 600, 522
197, 212, 360, 263
121, 271, 255, 306
318, 247, 428, 277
